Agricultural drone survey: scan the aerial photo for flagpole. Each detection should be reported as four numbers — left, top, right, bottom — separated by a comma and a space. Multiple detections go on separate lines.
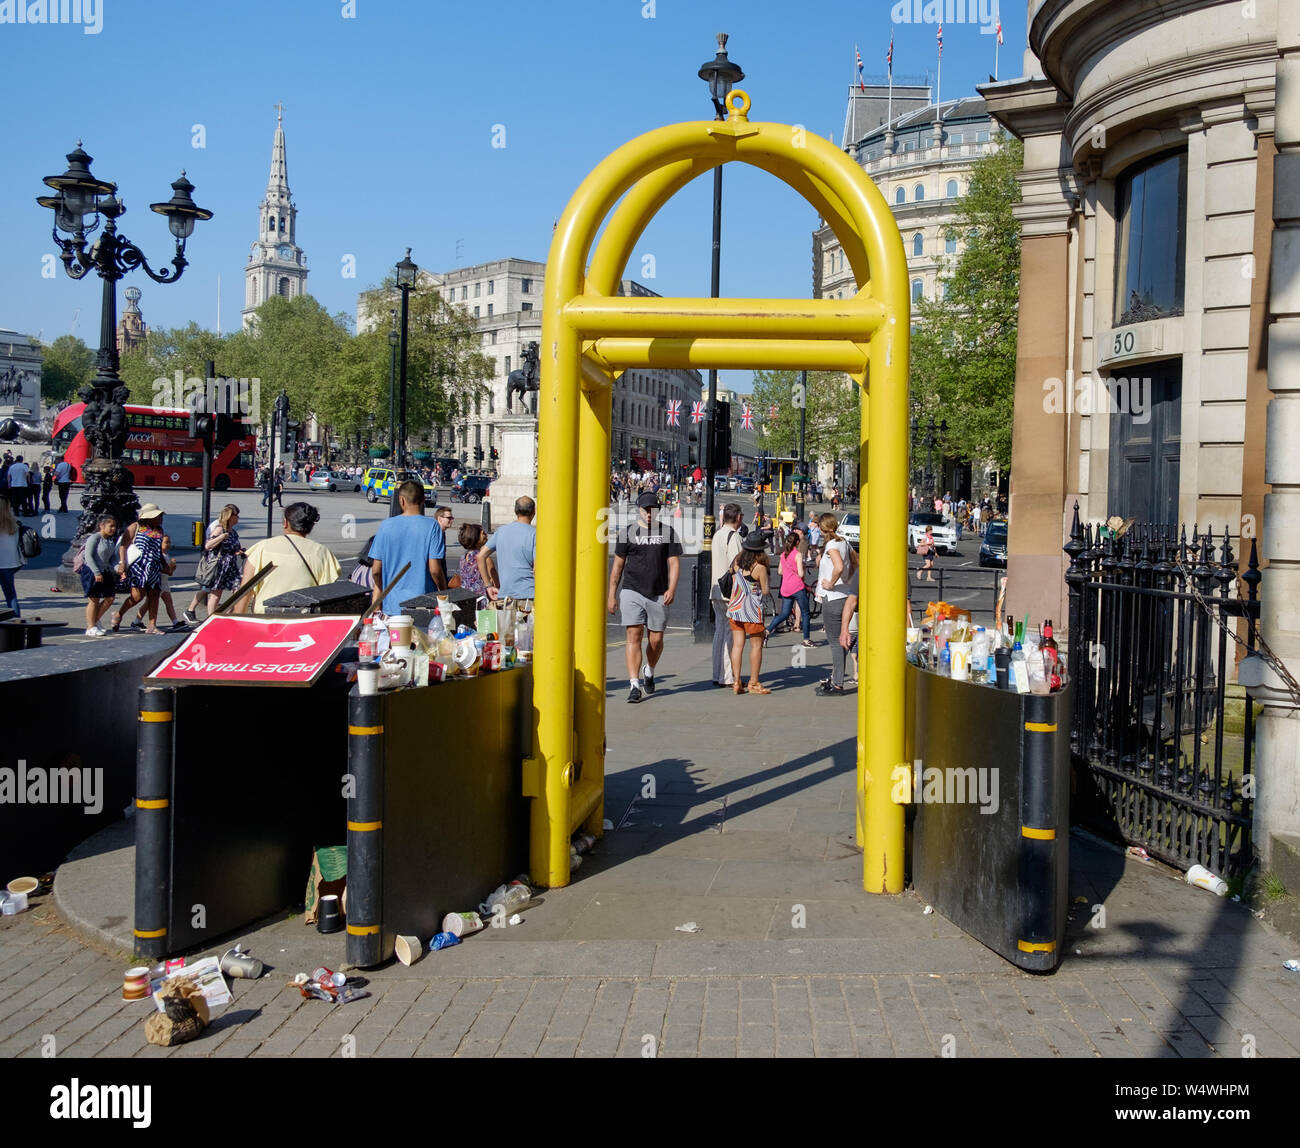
936, 37, 941, 115
995, 33, 1000, 81
887, 40, 893, 127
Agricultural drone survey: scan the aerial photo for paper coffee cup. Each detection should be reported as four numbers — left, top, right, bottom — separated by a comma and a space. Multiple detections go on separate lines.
394, 934, 423, 966
442, 911, 484, 937
356, 664, 379, 696
388, 615, 413, 648
122, 966, 151, 1001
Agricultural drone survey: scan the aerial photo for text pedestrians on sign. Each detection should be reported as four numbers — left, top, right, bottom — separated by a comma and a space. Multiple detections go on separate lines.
145, 614, 359, 687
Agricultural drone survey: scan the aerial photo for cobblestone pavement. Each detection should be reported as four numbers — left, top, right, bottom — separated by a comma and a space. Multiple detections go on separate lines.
3, 582, 1299, 1059
2, 899, 1299, 1059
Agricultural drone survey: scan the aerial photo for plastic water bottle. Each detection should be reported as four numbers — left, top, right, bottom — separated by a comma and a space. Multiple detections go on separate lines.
939, 647, 952, 677
358, 619, 376, 661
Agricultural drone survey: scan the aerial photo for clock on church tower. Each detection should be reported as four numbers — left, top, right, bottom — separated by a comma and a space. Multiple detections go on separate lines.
243, 106, 308, 328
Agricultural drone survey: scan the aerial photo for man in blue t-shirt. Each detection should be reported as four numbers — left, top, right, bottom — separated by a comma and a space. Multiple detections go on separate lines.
369, 480, 447, 611
479, 496, 536, 600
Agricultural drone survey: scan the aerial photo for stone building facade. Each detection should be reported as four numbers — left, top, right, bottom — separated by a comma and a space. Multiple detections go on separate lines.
980, 0, 1297, 862
359, 260, 701, 471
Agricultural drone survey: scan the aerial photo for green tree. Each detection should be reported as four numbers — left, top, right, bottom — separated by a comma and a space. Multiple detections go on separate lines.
40, 335, 95, 402
116, 322, 253, 407
354, 282, 494, 443
910, 134, 1023, 471
748, 369, 861, 471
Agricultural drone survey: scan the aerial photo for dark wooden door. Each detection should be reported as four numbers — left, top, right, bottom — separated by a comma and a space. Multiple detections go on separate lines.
1108, 359, 1181, 527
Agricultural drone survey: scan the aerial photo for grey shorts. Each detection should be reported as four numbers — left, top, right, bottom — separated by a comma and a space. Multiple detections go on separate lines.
620, 588, 667, 632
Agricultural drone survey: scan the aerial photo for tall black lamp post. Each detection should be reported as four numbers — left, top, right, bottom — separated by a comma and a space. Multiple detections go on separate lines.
37, 143, 211, 536
915, 414, 947, 503
390, 248, 418, 516
387, 309, 399, 461
693, 32, 744, 643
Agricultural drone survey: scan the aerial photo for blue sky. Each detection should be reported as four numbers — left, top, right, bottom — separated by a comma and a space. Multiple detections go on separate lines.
3, 0, 1020, 393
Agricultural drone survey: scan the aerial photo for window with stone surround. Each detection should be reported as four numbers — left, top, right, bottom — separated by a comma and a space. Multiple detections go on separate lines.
1114, 150, 1187, 325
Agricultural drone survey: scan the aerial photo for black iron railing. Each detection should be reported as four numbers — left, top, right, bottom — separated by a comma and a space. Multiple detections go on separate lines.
1064, 505, 1260, 877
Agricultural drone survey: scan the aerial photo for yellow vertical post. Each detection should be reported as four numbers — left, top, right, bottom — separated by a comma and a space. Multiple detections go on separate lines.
574, 369, 611, 835
531, 275, 581, 888
861, 324, 908, 893
855, 380, 869, 849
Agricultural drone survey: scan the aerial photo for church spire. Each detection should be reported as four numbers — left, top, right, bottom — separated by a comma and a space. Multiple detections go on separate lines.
267, 103, 290, 201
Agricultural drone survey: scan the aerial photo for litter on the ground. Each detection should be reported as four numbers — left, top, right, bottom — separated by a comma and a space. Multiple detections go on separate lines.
1185, 864, 1228, 896
508, 913, 522, 926
1284, 959, 1300, 973
1126, 846, 1151, 861
429, 931, 461, 950
922, 905, 934, 915
675, 922, 701, 933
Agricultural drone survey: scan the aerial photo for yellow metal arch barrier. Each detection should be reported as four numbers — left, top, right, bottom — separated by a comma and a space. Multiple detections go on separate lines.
529, 91, 909, 895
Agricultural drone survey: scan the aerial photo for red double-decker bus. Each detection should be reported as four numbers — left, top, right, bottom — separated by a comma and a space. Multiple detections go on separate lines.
51, 404, 257, 491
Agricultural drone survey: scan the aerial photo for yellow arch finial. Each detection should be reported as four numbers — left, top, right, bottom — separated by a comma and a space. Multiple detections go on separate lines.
727, 89, 751, 121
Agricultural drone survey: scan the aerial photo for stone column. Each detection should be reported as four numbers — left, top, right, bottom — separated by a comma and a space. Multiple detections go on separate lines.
1003, 125, 1078, 631
1255, 7, 1300, 865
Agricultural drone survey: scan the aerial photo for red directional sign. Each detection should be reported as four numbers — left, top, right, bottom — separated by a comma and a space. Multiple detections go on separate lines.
145, 614, 360, 687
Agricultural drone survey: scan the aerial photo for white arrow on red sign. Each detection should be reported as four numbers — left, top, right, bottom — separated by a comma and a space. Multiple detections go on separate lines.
255, 635, 316, 652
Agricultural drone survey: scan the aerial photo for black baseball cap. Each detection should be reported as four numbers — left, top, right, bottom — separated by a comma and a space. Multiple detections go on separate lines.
636, 492, 660, 509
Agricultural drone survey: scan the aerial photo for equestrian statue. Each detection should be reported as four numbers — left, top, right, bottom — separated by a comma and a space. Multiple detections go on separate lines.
505, 341, 540, 414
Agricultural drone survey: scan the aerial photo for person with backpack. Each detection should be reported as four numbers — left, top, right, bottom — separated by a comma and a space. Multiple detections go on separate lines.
0, 497, 24, 618
726, 533, 772, 694
815, 513, 858, 696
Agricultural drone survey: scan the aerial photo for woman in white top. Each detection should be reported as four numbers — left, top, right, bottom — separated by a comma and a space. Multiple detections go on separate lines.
815, 513, 857, 696
234, 502, 341, 614
0, 497, 24, 618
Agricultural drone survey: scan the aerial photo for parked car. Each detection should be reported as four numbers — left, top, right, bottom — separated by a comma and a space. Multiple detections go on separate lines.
979, 520, 1008, 567
735, 475, 756, 493
908, 512, 958, 554
452, 474, 492, 503
839, 511, 860, 544
308, 468, 360, 493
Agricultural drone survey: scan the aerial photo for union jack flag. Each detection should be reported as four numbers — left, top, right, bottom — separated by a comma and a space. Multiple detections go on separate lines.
887, 32, 893, 72
937, 25, 943, 58
855, 46, 865, 92
741, 405, 754, 430
690, 400, 705, 424
996, 19, 1003, 46
665, 398, 682, 427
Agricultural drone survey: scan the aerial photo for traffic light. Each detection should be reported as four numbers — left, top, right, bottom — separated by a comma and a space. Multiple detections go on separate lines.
282, 418, 300, 459
491, 446, 499, 461
710, 400, 731, 471
687, 429, 699, 469
188, 410, 214, 439
214, 413, 243, 446
475, 446, 484, 463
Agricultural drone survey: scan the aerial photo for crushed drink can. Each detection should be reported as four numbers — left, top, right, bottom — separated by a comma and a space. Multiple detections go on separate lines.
482, 640, 502, 671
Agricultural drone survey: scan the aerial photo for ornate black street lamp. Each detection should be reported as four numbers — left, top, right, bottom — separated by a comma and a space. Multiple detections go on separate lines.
912, 414, 947, 503
693, 32, 744, 643
390, 248, 418, 516
37, 143, 210, 535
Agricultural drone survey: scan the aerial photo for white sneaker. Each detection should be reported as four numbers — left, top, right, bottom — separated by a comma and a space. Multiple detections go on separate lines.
85, 627, 105, 637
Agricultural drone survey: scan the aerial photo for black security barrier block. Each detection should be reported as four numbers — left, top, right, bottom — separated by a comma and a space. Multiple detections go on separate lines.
141, 664, 350, 955
262, 582, 371, 615
0, 634, 184, 879
910, 664, 1072, 972
345, 667, 531, 967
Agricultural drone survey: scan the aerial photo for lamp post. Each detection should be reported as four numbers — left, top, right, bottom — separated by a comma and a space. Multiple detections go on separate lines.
387, 309, 398, 461
916, 414, 947, 504
37, 143, 211, 537
693, 32, 744, 643
390, 248, 418, 517
796, 369, 807, 522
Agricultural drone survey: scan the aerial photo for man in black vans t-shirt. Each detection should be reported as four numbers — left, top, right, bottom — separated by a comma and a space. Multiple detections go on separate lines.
608, 491, 682, 703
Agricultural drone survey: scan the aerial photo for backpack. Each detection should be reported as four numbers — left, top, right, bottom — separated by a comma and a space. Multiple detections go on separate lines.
18, 524, 41, 559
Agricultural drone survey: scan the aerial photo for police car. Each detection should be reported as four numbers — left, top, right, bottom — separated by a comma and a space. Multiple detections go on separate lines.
362, 467, 395, 503
363, 467, 437, 505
